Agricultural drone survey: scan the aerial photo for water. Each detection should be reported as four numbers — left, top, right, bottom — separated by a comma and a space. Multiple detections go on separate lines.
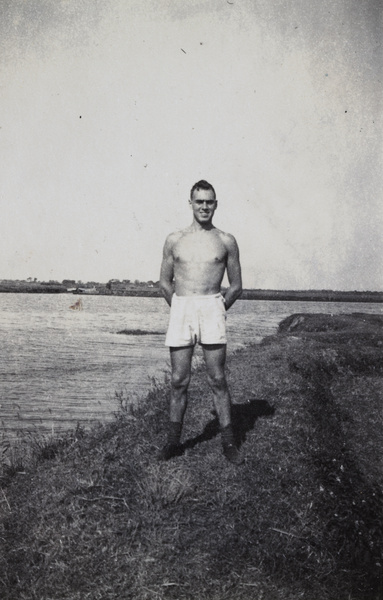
0, 293, 381, 437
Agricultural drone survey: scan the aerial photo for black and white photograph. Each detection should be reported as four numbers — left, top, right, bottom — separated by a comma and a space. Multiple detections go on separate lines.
0, 1, 382, 598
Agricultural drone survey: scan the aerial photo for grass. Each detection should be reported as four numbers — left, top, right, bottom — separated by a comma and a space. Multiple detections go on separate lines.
0, 313, 382, 600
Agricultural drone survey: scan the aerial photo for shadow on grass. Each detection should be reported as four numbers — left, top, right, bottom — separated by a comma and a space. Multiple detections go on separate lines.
182, 399, 275, 451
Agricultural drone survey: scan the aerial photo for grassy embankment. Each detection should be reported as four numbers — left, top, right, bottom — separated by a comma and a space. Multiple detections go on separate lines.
0, 313, 382, 600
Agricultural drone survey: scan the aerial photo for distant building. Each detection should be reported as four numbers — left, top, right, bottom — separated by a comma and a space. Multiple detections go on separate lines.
75, 287, 98, 295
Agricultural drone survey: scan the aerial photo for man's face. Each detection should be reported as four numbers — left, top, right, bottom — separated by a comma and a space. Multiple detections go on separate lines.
189, 189, 217, 225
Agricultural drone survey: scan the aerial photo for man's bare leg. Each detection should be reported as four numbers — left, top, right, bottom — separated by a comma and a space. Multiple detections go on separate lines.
169, 345, 194, 422
202, 344, 231, 427
158, 345, 194, 460
203, 344, 243, 465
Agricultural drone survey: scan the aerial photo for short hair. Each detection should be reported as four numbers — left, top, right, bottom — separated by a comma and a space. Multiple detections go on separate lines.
190, 180, 216, 200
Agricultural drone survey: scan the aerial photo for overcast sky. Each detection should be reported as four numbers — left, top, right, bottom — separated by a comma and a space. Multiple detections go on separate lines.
1, 0, 382, 290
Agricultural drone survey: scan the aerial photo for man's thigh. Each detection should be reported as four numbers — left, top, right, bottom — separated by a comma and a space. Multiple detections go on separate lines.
170, 345, 194, 379
202, 344, 227, 379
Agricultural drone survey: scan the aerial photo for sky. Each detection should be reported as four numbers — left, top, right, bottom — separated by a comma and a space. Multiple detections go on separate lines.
1, 0, 382, 291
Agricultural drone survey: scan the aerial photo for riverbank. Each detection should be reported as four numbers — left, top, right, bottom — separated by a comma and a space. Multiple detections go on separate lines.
0, 313, 382, 599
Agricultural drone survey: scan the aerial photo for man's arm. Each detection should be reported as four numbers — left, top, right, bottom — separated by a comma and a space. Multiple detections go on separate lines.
223, 234, 242, 310
159, 234, 175, 306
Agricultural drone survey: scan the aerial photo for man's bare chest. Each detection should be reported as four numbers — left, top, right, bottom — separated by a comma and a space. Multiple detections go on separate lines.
173, 233, 227, 265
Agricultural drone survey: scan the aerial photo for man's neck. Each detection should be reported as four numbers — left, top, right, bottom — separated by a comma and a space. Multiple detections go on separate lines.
190, 219, 215, 232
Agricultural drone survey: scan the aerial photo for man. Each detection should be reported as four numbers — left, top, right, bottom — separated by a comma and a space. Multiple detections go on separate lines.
159, 180, 243, 464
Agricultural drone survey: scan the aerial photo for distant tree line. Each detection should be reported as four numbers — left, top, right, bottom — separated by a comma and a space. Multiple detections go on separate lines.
0, 279, 381, 302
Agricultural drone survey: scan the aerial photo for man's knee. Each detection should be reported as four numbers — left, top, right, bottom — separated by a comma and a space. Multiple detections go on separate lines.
207, 370, 227, 391
171, 370, 191, 391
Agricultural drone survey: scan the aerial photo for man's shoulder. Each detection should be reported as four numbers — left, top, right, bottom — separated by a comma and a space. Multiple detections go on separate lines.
215, 228, 238, 247
164, 228, 188, 246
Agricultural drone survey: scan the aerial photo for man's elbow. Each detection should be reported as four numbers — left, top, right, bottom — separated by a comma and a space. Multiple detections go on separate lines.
159, 279, 172, 298
236, 284, 243, 298
159, 280, 167, 296
232, 282, 243, 298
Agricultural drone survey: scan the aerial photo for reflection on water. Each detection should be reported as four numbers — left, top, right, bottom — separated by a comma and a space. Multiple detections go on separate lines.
0, 293, 381, 436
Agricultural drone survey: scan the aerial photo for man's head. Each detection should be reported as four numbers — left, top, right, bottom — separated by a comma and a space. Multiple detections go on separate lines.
190, 180, 216, 201
189, 180, 217, 226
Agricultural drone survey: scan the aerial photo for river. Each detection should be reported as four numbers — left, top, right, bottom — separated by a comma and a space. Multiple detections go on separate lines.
0, 293, 381, 437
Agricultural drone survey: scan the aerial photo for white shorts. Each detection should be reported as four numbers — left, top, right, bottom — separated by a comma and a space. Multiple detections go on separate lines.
165, 293, 227, 347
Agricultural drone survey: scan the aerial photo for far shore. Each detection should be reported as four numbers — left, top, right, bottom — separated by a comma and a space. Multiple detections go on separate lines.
0, 279, 382, 303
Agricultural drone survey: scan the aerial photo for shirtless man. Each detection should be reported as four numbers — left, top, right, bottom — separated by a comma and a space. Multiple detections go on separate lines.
159, 180, 243, 464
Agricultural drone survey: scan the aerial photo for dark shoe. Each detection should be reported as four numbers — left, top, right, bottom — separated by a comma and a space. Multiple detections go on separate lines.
158, 442, 183, 461
223, 443, 243, 465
